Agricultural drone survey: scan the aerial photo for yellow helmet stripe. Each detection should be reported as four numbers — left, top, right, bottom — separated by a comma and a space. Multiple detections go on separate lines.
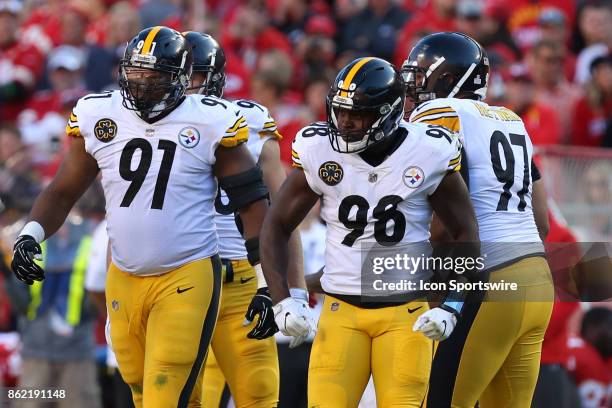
142, 26, 163, 54
340, 57, 375, 97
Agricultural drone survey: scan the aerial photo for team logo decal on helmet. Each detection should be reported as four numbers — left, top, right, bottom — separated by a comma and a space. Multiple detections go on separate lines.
318, 161, 344, 186
178, 127, 201, 148
94, 118, 118, 143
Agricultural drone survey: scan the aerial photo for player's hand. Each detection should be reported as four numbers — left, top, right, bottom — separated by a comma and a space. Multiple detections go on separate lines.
243, 287, 277, 339
11, 235, 44, 285
412, 307, 457, 341
273, 293, 315, 349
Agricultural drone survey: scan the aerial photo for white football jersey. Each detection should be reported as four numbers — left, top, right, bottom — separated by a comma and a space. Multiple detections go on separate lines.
291, 121, 462, 295
409, 98, 544, 269
215, 99, 281, 260
67, 91, 248, 275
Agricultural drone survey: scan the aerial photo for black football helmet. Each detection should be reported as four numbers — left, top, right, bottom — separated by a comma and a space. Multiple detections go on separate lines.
326, 57, 405, 153
401, 32, 489, 105
182, 31, 226, 97
119, 26, 193, 119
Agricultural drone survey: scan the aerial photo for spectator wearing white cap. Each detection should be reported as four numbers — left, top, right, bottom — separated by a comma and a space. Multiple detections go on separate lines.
17, 46, 88, 174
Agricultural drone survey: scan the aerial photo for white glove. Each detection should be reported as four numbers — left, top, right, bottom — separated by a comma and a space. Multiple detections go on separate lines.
412, 307, 457, 341
273, 293, 315, 349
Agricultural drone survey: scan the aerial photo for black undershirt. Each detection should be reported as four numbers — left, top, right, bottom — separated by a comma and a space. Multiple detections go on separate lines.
358, 128, 408, 167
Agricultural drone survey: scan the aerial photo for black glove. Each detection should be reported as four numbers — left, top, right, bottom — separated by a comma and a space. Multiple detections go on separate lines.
243, 287, 278, 339
11, 235, 44, 285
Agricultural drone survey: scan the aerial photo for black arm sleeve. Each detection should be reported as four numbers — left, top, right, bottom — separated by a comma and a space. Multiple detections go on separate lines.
217, 166, 269, 212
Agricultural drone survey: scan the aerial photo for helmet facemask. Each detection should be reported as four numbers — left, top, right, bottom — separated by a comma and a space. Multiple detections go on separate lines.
187, 66, 226, 97
119, 53, 190, 119
326, 91, 403, 154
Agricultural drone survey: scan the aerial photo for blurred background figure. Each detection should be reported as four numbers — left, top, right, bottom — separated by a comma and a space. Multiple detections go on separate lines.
572, 54, 612, 148
574, 1, 612, 85
3, 183, 104, 408
17, 45, 87, 173
566, 307, 612, 408
338, 0, 409, 62
501, 64, 561, 146
527, 39, 583, 143
0, 0, 44, 123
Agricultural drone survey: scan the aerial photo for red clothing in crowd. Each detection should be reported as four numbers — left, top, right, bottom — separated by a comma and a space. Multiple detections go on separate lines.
541, 302, 579, 365
521, 102, 562, 145
278, 119, 307, 166
566, 335, 611, 408
21, 5, 63, 48
0, 40, 45, 122
571, 96, 612, 148
498, 0, 576, 51
221, 18, 292, 72
224, 49, 251, 100
393, 5, 455, 67
541, 210, 580, 364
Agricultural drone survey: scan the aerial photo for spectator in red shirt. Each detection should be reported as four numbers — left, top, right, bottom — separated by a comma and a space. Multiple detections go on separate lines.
18, 46, 87, 167
394, 0, 457, 67
501, 65, 562, 145
0, 1, 45, 123
538, 8, 576, 82
566, 308, 612, 408
221, 2, 292, 73
527, 39, 583, 143
572, 54, 612, 148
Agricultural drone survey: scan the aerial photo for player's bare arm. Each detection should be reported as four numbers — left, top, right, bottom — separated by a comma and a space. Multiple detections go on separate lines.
261, 169, 319, 303
31, 137, 99, 238
428, 171, 479, 245
259, 139, 306, 290
305, 267, 324, 294
532, 179, 549, 241
413, 171, 480, 341
11, 136, 99, 284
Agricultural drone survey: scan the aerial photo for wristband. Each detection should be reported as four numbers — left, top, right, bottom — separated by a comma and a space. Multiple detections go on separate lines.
19, 221, 45, 243
289, 287, 308, 301
253, 263, 267, 289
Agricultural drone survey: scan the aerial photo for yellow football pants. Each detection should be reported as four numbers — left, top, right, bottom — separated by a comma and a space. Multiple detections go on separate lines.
202, 259, 279, 408
106, 256, 222, 408
308, 296, 433, 408
428, 256, 554, 408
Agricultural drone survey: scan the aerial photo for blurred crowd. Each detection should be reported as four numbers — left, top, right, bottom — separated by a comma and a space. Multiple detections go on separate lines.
0, 0, 611, 407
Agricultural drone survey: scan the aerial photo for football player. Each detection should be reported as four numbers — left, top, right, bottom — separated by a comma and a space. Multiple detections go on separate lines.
403, 32, 554, 408
9, 26, 281, 408
261, 57, 480, 407
182, 31, 306, 408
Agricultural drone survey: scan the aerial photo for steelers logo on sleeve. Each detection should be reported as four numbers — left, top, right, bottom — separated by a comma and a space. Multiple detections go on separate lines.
94, 118, 118, 143
319, 161, 344, 186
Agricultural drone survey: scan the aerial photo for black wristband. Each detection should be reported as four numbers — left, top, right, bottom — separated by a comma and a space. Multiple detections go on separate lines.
245, 237, 260, 266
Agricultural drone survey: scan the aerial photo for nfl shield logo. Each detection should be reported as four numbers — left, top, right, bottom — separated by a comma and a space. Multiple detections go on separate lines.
368, 173, 378, 183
